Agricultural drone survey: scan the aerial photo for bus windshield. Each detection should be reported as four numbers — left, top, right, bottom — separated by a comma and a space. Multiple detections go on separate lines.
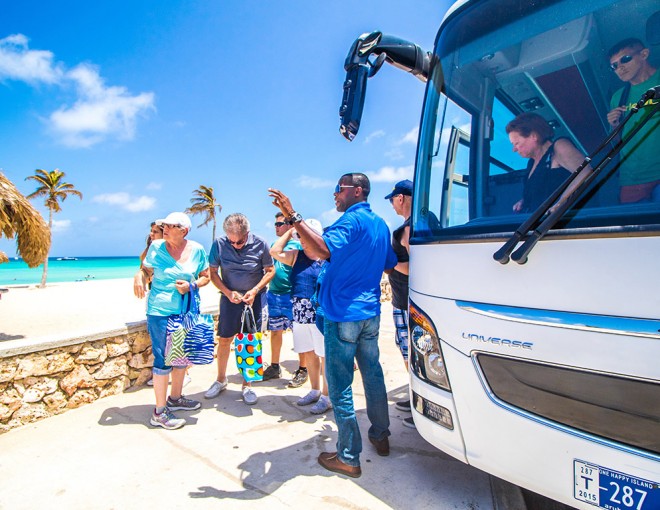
412, 0, 660, 239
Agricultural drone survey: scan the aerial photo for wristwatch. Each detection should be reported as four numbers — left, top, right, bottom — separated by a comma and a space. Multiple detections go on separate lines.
289, 211, 303, 224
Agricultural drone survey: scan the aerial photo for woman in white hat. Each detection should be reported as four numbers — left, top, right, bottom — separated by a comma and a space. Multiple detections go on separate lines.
134, 212, 210, 430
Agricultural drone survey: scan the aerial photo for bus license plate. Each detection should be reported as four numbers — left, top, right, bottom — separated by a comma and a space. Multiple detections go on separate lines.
574, 460, 659, 509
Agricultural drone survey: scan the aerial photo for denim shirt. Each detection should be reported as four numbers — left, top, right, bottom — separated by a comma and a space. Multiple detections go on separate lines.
291, 251, 323, 299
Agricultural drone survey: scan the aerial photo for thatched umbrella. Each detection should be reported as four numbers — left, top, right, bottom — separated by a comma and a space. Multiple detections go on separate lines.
0, 172, 50, 267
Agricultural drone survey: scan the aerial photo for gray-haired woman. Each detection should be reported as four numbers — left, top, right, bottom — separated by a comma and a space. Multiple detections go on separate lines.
134, 212, 210, 430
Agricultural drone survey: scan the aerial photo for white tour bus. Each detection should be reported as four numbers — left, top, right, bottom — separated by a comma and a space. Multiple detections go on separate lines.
340, 0, 659, 508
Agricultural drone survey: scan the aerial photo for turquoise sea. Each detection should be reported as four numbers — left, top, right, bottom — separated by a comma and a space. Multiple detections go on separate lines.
0, 257, 141, 286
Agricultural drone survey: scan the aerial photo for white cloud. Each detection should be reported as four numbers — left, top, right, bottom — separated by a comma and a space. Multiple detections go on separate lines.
320, 207, 341, 226
383, 126, 418, 161
146, 182, 162, 191
92, 192, 156, 212
0, 34, 62, 84
368, 165, 414, 183
385, 146, 405, 161
363, 129, 385, 144
125, 196, 156, 212
296, 175, 334, 189
49, 64, 155, 148
0, 34, 154, 148
51, 219, 71, 232
399, 127, 419, 145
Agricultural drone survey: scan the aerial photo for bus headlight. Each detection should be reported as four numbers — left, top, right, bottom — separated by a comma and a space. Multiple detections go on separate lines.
409, 300, 451, 392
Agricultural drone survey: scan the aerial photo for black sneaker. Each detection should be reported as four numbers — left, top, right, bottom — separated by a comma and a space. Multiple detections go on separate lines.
287, 368, 308, 388
395, 399, 411, 412
166, 395, 201, 411
403, 416, 416, 429
262, 363, 281, 381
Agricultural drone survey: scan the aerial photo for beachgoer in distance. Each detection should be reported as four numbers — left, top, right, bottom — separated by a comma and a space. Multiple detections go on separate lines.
269, 172, 397, 478
204, 213, 275, 405
133, 212, 210, 430
269, 218, 332, 415
606, 37, 660, 203
384, 179, 415, 429
263, 213, 308, 388
507, 112, 591, 213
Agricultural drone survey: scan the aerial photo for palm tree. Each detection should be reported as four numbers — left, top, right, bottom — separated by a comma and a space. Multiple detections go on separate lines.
185, 185, 222, 244
26, 168, 83, 288
0, 172, 51, 267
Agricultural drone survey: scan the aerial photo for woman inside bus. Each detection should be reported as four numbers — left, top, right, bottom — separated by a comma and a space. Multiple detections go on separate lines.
507, 112, 590, 213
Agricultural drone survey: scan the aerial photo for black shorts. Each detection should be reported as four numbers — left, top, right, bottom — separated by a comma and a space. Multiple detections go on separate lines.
217, 292, 267, 338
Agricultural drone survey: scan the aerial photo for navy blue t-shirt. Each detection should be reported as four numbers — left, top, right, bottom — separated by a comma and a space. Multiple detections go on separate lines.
208, 232, 273, 293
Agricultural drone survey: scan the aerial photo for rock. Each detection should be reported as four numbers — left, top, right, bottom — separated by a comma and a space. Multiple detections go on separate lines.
59, 365, 95, 397
66, 389, 97, 409
99, 376, 130, 398
131, 331, 152, 353
0, 385, 21, 405
15, 352, 75, 378
106, 340, 130, 357
128, 350, 153, 369
43, 391, 68, 412
22, 388, 44, 403
134, 367, 153, 386
0, 359, 18, 383
21, 376, 58, 395
0, 402, 20, 420
93, 357, 129, 380
12, 403, 50, 424
76, 345, 108, 365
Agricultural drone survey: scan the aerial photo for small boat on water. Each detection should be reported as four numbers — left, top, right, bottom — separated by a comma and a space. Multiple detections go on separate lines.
57, 257, 78, 261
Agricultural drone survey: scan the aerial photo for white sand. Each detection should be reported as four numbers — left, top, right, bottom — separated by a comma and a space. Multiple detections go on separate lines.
0, 279, 220, 348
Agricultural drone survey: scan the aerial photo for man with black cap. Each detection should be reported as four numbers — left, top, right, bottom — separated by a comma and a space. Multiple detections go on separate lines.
384, 179, 415, 429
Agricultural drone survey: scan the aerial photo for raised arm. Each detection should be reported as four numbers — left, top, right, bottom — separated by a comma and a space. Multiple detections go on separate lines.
269, 229, 298, 267
268, 188, 331, 260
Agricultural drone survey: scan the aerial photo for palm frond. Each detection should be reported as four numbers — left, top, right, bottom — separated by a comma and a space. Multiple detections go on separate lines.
0, 172, 51, 267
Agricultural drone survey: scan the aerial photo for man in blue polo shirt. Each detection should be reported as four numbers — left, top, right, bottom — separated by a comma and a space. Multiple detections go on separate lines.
269, 173, 397, 478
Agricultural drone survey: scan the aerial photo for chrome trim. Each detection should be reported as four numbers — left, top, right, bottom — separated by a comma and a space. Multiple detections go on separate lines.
471, 354, 660, 463
457, 301, 660, 340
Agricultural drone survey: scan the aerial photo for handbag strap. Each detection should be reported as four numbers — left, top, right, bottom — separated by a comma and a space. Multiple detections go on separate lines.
180, 286, 201, 315
240, 305, 258, 334
188, 286, 201, 314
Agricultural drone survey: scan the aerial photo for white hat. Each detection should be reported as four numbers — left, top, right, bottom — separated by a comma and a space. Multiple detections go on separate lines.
305, 218, 323, 235
156, 212, 192, 230
292, 218, 323, 240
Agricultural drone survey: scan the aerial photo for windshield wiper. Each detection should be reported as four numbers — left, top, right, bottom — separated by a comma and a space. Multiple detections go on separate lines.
494, 86, 660, 265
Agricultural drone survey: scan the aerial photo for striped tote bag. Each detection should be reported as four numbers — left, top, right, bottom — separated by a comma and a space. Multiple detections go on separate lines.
165, 289, 215, 366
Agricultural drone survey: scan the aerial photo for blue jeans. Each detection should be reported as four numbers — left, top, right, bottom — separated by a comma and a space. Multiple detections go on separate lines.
147, 315, 173, 375
324, 316, 390, 467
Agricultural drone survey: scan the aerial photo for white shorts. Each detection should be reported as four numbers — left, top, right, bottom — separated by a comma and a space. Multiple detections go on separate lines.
292, 322, 325, 357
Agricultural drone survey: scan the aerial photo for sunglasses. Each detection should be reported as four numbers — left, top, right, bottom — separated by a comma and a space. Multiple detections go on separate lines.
274, 221, 289, 227
162, 223, 182, 229
610, 51, 639, 71
334, 184, 356, 194
229, 236, 248, 247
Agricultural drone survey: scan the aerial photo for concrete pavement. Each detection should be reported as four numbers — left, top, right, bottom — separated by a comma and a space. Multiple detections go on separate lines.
0, 300, 507, 510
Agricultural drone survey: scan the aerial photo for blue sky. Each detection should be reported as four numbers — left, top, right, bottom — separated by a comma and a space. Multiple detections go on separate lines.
1, 1, 449, 258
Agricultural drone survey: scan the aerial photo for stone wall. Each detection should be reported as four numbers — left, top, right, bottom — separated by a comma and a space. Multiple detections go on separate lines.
0, 326, 154, 434
0, 280, 392, 434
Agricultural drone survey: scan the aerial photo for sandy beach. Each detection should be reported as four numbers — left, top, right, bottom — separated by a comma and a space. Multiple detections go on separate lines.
0, 279, 220, 349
